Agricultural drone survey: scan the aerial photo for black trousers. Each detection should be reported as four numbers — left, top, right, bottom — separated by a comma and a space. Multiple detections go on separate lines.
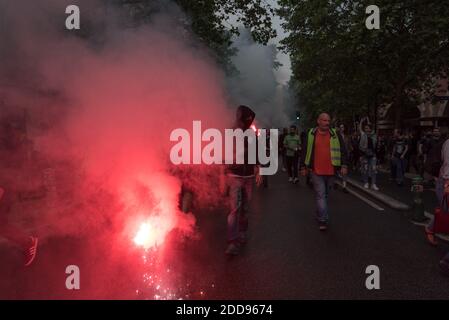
286, 155, 299, 178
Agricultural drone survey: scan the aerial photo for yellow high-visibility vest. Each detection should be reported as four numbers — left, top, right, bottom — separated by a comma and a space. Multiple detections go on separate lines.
305, 128, 341, 167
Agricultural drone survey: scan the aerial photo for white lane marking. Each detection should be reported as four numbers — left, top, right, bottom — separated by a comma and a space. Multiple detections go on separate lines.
411, 221, 428, 227
335, 182, 384, 211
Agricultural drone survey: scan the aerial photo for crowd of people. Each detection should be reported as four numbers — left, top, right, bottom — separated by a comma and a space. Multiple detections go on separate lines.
277, 116, 449, 207
274, 113, 449, 274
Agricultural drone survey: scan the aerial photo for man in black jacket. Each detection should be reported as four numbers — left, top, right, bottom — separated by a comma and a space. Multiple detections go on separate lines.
220, 105, 262, 255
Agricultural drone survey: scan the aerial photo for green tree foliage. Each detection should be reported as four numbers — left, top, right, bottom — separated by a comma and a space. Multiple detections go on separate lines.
279, 0, 449, 127
176, 0, 277, 73
115, 0, 277, 73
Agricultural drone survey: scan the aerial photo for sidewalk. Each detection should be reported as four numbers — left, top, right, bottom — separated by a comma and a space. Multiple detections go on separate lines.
349, 167, 436, 213
344, 176, 410, 211
346, 167, 449, 242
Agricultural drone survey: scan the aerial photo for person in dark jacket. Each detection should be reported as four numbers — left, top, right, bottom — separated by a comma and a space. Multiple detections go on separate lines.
359, 118, 379, 191
220, 105, 262, 255
300, 113, 348, 231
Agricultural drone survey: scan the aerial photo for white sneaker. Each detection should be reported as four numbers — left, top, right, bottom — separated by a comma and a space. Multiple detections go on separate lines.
288, 177, 293, 182
293, 178, 299, 184
371, 184, 379, 191
363, 183, 369, 189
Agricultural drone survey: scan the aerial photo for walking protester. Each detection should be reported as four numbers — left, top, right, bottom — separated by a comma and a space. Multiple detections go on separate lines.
220, 105, 262, 256
425, 135, 449, 246
389, 129, 401, 182
300, 113, 348, 231
359, 118, 379, 191
391, 131, 409, 186
279, 128, 288, 172
408, 132, 420, 174
376, 135, 387, 167
417, 131, 430, 178
350, 131, 360, 171
424, 128, 445, 183
284, 125, 301, 184
336, 124, 350, 193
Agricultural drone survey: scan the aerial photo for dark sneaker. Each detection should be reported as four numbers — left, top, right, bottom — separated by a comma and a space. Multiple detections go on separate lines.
225, 242, 240, 256
238, 232, 247, 245
24, 236, 38, 267
306, 177, 313, 188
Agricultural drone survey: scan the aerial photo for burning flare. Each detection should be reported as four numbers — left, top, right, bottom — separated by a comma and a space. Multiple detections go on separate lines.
133, 216, 171, 250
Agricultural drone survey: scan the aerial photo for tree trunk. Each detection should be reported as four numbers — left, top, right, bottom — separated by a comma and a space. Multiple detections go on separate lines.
393, 79, 407, 129
394, 101, 402, 129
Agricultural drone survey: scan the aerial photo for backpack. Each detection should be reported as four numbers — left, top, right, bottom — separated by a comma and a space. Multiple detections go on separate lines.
424, 139, 445, 177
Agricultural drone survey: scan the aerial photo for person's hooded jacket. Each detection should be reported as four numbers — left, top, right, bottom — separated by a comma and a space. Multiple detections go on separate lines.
226, 105, 258, 177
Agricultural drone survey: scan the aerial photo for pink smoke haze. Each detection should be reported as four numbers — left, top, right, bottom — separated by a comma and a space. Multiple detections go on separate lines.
0, 0, 233, 298
33, 16, 230, 239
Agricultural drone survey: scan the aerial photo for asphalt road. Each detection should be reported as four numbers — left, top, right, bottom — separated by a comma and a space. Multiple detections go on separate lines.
1, 171, 448, 299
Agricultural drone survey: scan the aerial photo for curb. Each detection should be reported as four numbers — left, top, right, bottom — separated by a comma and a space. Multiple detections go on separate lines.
345, 177, 411, 211
342, 179, 449, 243
377, 167, 420, 180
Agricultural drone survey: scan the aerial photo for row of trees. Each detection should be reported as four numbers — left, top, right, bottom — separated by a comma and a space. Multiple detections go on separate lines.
278, 0, 449, 128
68, 1, 449, 129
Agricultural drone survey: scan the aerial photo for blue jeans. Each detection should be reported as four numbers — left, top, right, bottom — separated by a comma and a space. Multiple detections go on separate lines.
361, 156, 377, 185
227, 176, 254, 242
311, 173, 334, 224
392, 157, 407, 183
286, 155, 299, 178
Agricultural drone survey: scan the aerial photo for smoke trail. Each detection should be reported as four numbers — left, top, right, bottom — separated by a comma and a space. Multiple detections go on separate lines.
0, 0, 231, 247
226, 29, 292, 128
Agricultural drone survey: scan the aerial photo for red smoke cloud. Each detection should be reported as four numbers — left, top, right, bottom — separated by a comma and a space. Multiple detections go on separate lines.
0, 1, 233, 297
41, 27, 232, 245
